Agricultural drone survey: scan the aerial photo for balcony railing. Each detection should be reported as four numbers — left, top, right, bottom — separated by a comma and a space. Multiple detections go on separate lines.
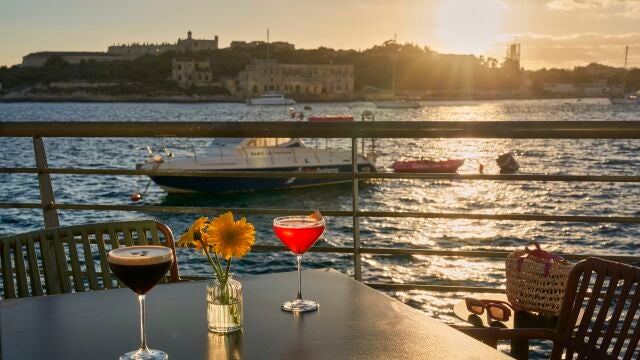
1, 120, 640, 294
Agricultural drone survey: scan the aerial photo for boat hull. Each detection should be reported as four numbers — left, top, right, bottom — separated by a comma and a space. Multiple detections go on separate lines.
374, 101, 422, 109
150, 164, 375, 193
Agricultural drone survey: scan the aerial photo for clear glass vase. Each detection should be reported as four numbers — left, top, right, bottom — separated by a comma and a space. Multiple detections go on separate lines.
207, 275, 243, 333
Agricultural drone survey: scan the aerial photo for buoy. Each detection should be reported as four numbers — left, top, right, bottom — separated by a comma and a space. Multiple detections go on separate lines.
131, 192, 142, 202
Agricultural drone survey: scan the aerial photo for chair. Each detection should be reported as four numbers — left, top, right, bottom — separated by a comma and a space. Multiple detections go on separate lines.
0, 219, 180, 299
457, 257, 640, 359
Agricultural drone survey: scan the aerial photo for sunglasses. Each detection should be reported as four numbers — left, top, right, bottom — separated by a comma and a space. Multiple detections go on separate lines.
465, 298, 513, 322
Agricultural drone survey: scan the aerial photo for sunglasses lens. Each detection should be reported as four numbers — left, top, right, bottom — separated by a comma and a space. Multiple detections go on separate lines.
469, 305, 484, 314
488, 306, 506, 321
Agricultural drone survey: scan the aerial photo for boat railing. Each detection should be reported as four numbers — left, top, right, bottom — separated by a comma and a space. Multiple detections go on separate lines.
1, 120, 640, 295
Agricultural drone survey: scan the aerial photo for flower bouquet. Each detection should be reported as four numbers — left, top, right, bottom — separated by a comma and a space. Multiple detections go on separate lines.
179, 212, 255, 333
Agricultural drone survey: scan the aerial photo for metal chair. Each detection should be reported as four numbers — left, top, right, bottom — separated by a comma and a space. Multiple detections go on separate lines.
0, 219, 180, 299
457, 257, 640, 359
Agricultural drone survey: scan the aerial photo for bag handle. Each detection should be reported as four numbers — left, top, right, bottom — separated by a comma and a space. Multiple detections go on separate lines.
516, 241, 567, 276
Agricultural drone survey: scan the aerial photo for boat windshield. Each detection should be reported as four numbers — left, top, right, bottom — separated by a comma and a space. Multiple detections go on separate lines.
205, 138, 245, 147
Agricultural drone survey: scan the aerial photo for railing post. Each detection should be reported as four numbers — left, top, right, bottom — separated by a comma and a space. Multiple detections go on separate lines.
33, 137, 60, 228
351, 137, 362, 281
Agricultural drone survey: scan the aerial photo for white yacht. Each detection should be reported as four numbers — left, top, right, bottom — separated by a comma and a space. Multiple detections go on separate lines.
610, 46, 640, 105
138, 137, 376, 193
246, 92, 296, 105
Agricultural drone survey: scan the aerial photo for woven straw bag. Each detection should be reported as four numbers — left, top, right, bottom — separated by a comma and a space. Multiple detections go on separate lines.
505, 242, 573, 316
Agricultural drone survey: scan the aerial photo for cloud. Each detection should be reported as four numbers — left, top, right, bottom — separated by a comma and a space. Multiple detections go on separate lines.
543, 0, 640, 17
492, 32, 640, 69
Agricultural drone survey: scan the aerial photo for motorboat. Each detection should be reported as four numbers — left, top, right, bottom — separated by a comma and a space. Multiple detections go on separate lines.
246, 92, 296, 105
307, 115, 354, 122
392, 159, 464, 173
374, 100, 421, 109
138, 137, 376, 193
610, 91, 640, 105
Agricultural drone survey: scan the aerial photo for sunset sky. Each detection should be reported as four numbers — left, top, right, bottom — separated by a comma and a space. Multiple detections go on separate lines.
1, 0, 640, 69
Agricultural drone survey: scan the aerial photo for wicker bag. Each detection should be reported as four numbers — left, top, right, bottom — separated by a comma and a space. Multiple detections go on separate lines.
505, 242, 573, 316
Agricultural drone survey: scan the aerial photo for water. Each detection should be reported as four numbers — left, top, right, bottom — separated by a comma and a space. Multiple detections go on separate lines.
1, 99, 640, 356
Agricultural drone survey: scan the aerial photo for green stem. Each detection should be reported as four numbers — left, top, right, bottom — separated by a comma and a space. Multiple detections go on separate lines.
200, 239, 223, 280
224, 259, 232, 284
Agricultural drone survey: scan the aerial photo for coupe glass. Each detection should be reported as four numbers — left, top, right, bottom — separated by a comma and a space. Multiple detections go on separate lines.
108, 245, 174, 360
273, 216, 325, 312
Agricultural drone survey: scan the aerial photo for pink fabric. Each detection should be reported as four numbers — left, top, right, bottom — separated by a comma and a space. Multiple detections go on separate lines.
515, 242, 566, 277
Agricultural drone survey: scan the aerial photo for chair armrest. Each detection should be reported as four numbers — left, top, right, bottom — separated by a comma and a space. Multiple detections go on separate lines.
453, 325, 557, 342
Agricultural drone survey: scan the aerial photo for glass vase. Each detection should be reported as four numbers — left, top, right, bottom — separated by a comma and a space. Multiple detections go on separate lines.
207, 275, 243, 333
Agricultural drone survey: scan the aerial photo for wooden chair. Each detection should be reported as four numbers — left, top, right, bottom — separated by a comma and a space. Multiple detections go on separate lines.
0, 219, 181, 299
458, 257, 640, 359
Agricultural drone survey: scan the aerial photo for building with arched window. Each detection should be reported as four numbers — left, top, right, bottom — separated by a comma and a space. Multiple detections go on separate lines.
238, 59, 354, 98
172, 58, 214, 88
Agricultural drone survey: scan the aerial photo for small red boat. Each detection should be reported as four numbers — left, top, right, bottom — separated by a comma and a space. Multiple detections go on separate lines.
307, 115, 354, 122
392, 159, 465, 173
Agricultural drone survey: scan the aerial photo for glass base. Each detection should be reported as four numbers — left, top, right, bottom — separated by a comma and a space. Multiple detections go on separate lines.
119, 348, 168, 360
281, 298, 319, 312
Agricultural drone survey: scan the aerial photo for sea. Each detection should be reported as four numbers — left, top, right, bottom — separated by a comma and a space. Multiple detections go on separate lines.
1, 98, 639, 357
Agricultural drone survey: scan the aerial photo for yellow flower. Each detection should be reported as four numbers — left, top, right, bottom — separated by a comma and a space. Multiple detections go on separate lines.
205, 212, 255, 259
178, 216, 209, 250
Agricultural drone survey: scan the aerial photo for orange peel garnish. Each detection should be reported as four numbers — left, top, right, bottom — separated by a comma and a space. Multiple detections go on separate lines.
309, 210, 323, 221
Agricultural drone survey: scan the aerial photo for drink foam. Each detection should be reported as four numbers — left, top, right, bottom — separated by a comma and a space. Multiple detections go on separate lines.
107, 246, 173, 266
274, 216, 325, 228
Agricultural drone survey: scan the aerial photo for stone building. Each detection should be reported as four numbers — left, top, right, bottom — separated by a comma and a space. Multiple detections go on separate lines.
230, 41, 294, 51
171, 58, 214, 88
108, 31, 219, 59
238, 59, 354, 97
22, 52, 123, 67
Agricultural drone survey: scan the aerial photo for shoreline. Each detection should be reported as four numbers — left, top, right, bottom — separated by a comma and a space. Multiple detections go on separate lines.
0, 93, 607, 104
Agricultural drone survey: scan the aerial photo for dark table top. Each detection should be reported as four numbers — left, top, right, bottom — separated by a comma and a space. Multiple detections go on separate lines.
1, 269, 509, 360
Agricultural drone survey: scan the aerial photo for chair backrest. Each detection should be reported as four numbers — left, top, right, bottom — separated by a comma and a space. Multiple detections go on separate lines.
0, 219, 180, 299
553, 257, 640, 360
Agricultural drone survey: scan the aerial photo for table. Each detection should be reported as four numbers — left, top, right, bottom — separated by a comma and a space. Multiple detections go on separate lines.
1, 269, 510, 359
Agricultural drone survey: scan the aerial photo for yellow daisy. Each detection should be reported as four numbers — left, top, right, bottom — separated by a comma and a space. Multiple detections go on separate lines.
178, 216, 209, 249
205, 212, 255, 259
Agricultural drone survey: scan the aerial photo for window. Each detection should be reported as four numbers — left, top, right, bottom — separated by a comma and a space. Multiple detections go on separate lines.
252, 85, 258, 93
295, 85, 301, 93
178, 75, 182, 81
269, 85, 275, 91
188, 76, 192, 81
276, 85, 280, 90
337, 84, 342, 90
177, 64, 182, 70
305, 86, 309, 93
264, 85, 268, 91
198, 75, 202, 80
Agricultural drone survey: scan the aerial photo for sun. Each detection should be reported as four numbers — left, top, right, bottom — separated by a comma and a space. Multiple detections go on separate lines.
435, 0, 506, 55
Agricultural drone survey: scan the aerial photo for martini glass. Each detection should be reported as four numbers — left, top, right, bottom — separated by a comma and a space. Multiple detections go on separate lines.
108, 245, 174, 360
273, 216, 325, 312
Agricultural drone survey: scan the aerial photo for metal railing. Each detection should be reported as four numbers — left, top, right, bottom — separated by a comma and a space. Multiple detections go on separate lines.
1, 120, 640, 293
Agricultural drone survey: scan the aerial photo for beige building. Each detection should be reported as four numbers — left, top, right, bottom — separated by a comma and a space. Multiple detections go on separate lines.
172, 59, 214, 88
230, 41, 294, 51
108, 31, 219, 59
238, 59, 354, 97
22, 52, 123, 67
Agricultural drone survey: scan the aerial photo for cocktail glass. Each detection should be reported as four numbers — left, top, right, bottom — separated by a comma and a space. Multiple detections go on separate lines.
273, 215, 325, 312
108, 245, 174, 360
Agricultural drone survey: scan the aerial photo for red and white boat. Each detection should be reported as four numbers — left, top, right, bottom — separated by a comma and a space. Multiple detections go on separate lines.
307, 115, 354, 122
392, 159, 465, 173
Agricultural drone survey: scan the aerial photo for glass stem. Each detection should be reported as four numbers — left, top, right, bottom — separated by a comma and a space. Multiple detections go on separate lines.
138, 294, 149, 351
296, 255, 303, 300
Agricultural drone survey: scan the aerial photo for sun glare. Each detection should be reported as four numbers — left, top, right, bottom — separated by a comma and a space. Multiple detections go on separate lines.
435, 0, 505, 55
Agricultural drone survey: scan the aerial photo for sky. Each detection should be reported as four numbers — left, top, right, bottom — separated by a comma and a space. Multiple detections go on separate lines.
1, 0, 640, 69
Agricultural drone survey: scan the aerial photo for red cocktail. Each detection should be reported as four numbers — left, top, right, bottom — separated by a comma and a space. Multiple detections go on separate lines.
273, 214, 325, 312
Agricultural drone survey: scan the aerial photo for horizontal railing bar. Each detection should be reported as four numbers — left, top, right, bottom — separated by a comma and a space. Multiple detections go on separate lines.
3, 121, 640, 138
1, 202, 639, 224
2, 167, 640, 183
365, 283, 506, 293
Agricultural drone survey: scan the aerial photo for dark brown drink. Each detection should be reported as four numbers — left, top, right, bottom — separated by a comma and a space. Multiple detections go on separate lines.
108, 246, 173, 294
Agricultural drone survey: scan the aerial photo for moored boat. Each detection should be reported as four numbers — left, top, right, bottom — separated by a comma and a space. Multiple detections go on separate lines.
138, 137, 376, 193
246, 92, 296, 105
392, 159, 464, 173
